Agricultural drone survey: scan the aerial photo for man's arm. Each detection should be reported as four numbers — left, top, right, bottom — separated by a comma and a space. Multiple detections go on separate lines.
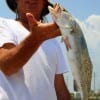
55, 74, 71, 100
0, 13, 60, 76
0, 33, 43, 76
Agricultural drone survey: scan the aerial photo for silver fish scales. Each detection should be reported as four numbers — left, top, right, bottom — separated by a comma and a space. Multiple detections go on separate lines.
48, 4, 93, 100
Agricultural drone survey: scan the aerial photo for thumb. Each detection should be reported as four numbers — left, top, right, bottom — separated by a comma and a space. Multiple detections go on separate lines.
26, 13, 37, 29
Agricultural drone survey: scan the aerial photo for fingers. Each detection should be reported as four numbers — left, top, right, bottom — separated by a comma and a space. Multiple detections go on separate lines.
26, 13, 37, 25
26, 13, 37, 31
53, 3, 60, 12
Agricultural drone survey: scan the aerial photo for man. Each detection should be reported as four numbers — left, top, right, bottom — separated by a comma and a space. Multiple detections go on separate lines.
0, 0, 71, 99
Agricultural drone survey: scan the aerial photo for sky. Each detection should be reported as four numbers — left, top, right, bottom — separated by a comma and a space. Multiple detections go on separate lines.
0, 0, 100, 92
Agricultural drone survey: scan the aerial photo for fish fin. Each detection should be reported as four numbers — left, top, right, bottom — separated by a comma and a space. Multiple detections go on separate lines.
60, 37, 69, 51
63, 36, 72, 51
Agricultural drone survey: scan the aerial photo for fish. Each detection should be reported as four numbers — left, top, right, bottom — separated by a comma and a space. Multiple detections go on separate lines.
48, 3, 93, 100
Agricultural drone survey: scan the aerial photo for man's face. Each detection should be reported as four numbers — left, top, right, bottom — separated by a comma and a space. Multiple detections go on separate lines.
16, 0, 46, 19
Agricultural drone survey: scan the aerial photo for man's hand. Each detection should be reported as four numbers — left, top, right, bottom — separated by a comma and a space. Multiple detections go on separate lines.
26, 13, 61, 42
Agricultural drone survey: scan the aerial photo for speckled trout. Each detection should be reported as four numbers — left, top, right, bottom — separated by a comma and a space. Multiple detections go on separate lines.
48, 4, 93, 100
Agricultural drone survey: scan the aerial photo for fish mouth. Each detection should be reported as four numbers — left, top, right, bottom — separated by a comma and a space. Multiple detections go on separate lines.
48, 3, 62, 15
48, 3, 62, 20
48, 6, 57, 19
53, 3, 61, 12
48, 6, 54, 13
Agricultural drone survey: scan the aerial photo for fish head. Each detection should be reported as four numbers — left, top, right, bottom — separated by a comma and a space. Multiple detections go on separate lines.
48, 3, 62, 21
48, 3, 72, 29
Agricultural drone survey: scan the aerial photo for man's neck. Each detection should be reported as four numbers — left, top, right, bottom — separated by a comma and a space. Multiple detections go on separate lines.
16, 17, 29, 30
